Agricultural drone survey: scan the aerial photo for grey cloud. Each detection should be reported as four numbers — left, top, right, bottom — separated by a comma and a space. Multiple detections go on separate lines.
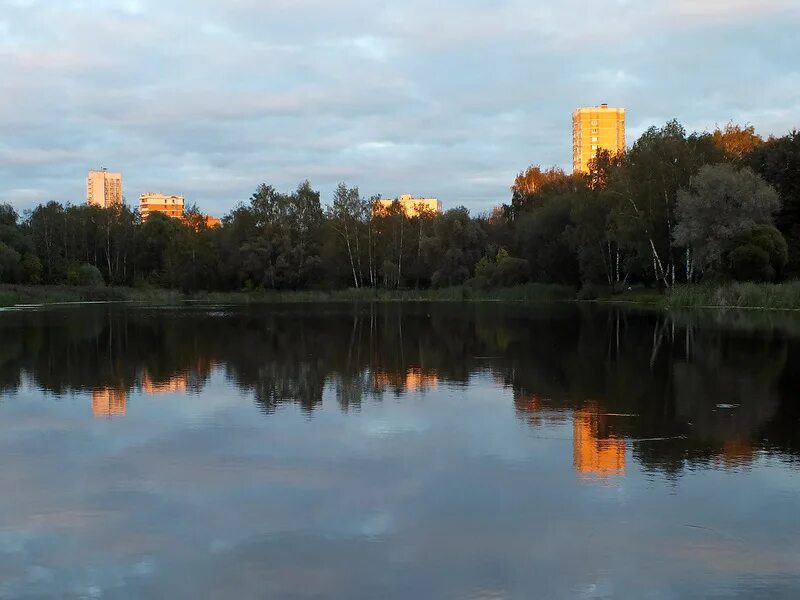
0, 0, 798, 214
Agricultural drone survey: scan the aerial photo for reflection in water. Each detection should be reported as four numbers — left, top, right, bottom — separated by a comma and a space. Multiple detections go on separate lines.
141, 372, 188, 395
2, 303, 798, 471
91, 364, 214, 418
573, 407, 626, 480
718, 439, 755, 468
91, 388, 127, 418
1, 303, 800, 597
373, 368, 439, 392
515, 396, 626, 479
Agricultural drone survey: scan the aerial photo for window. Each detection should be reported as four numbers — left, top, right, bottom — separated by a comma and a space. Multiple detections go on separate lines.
591, 137, 598, 142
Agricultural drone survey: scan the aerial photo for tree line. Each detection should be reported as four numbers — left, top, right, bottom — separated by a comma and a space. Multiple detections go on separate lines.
1, 121, 798, 292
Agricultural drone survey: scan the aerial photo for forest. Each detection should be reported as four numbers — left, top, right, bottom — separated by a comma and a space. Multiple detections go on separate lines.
1, 121, 798, 294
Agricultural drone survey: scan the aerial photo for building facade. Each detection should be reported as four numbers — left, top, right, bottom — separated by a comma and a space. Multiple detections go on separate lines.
86, 169, 123, 208
572, 104, 625, 174
139, 193, 185, 221
375, 194, 442, 218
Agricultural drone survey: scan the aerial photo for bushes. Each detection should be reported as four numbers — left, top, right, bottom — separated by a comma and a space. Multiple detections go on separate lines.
470, 248, 530, 290
724, 225, 788, 282
727, 245, 771, 281
66, 264, 105, 287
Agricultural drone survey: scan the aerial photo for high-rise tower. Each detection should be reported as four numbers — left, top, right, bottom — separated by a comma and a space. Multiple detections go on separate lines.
572, 104, 625, 174
86, 169, 123, 207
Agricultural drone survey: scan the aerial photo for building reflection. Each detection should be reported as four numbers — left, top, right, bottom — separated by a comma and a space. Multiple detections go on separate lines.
373, 368, 439, 392
141, 373, 188, 394
91, 388, 127, 418
573, 407, 626, 480
515, 394, 626, 480
716, 439, 755, 468
91, 363, 213, 418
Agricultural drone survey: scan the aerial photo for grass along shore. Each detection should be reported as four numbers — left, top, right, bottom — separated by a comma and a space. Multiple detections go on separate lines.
0, 282, 573, 308
3, 281, 800, 310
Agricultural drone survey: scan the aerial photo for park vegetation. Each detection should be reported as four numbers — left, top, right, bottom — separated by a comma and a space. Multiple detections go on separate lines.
1, 121, 799, 304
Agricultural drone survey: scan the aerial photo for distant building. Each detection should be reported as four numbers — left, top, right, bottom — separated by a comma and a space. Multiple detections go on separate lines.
139, 193, 185, 221
375, 194, 442, 218
87, 169, 123, 208
203, 215, 221, 229
572, 104, 625, 174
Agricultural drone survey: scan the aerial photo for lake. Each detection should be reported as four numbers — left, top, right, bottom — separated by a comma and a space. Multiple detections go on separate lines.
1, 302, 799, 599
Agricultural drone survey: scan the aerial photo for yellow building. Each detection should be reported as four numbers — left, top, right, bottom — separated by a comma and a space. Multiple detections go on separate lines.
375, 194, 442, 218
87, 169, 123, 208
572, 104, 625, 174
139, 193, 185, 221
203, 215, 221, 228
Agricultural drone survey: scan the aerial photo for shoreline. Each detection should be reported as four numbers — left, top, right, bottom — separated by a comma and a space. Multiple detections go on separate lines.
3, 282, 800, 312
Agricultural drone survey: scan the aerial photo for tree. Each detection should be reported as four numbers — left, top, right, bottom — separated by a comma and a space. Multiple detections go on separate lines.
609, 120, 723, 287
514, 197, 579, 285
510, 166, 583, 218
674, 164, 780, 278
748, 131, 800, 274
328, 183, 363, 288
27, 201, 67, 283
0, 242, 21, 283
423, 208, 486, 288
711, 123, 763, 162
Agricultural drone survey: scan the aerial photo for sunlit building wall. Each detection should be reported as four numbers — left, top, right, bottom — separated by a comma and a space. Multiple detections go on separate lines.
87, 169, 123, 208
572, 104, 625, 174
375, 194, 442, 218
139, 193, 185, 221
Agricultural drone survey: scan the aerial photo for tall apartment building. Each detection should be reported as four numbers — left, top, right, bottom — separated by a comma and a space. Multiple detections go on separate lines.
375, 194, 442, 218
139, 193, 185, 221
572, 104, 625, 174
86, 169, 123, 207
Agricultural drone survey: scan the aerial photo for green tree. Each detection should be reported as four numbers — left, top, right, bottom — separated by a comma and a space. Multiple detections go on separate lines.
328, 183, 364, 288
609, 120, 723, 287
674, 163, 780, 278
423, 208, 486, 288
748, 131, 800, 274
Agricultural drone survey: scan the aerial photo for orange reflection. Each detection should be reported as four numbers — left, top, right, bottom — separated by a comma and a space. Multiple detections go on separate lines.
142, 373, 188, 394
373, 368, 439, 391
514, 393, 570, 428
717, 439, 755, 467
573, 407, 626, 479
92, 388, 127, 418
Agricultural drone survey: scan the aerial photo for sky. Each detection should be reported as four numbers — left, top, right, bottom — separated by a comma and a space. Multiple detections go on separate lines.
1, 0, 798, 217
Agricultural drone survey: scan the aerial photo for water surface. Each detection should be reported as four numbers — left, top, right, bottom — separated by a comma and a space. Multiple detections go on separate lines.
1, 303, 799, 599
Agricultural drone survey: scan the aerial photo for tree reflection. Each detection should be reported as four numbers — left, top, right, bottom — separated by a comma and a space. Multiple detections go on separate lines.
0, 303, 798, 476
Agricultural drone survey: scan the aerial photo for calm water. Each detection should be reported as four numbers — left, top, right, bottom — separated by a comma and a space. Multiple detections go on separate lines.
1, 302, 799, 599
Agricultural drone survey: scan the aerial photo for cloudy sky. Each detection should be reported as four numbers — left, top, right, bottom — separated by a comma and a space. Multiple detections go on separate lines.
1, 0, 798, 216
